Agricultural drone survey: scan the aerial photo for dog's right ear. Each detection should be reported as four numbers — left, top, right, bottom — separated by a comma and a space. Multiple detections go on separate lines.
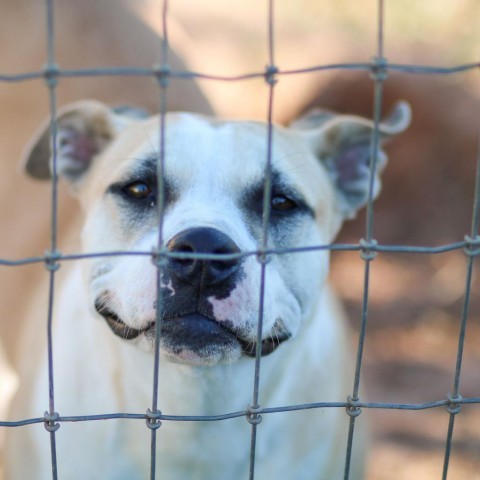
290, 101, 411, 219
23, 100, 137, 185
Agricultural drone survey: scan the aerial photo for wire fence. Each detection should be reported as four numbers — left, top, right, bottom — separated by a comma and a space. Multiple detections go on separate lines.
0, 0, 479, 479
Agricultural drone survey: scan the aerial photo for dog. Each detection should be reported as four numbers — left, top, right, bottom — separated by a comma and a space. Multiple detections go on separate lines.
6, 99, 410, 479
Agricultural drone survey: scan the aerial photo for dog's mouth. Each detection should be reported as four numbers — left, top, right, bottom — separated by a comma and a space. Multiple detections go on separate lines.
95, 303, 290, 359
97, 306, 153, 341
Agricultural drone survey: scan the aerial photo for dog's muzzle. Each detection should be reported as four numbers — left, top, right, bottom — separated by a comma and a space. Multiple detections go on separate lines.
96, 227, 291, 362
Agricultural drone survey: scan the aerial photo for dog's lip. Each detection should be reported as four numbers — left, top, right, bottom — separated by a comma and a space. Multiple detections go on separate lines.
96, 304, 154, 340
239, 332, 291, 357
95, 303, 290, 356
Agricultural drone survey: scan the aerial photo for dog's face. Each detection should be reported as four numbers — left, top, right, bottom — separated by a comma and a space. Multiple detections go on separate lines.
25, 101, 410, 366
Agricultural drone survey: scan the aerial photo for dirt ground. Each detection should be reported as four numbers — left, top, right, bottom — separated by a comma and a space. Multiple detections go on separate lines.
1, 1, 479, 479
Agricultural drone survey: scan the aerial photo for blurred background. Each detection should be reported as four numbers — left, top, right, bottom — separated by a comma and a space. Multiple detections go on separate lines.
1, 0, 479, 478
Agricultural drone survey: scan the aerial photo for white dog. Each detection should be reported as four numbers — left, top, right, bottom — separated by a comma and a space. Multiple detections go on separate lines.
6, 100, 409, 479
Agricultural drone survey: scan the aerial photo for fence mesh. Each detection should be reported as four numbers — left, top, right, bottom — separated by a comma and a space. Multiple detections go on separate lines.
1, 0, 480, 479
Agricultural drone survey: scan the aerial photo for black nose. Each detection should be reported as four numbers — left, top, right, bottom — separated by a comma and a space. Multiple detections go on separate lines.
166, 227, 241, 286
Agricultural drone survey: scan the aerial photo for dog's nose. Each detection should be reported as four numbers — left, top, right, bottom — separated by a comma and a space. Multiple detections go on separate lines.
166, 227, 241, 286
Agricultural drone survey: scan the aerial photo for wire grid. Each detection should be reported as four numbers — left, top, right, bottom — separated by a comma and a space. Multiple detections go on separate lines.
0, 0, 480, 479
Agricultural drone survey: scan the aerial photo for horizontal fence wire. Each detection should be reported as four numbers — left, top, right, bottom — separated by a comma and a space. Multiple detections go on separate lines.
3, 396, 480, 429
0, 239, 478, 267
0, 0, 479, 479
0, 61, 479, 84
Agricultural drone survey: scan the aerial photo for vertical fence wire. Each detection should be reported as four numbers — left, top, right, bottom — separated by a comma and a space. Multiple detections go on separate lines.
44, 0, 60, 478
343, 1, 386, 478
247, 2, 277, 478
148, 1, 171, 478
441, 115, 480, 480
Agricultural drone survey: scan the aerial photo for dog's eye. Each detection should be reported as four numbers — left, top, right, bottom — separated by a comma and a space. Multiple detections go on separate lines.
271, 194, 297, 212
123, 181, 152, 199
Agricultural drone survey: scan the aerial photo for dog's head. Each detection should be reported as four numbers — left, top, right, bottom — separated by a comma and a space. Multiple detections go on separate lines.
24, 100, 410, 366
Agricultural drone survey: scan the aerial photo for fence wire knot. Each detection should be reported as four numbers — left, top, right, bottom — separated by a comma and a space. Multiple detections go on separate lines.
246, 405, 263, 425
42, 63, 60, 88
359, 238, 378, 261
44, 250, 61, 272
463, 235, 480, 257
446, 393, 462, 415
346, 395, 362, 418
145, 408, 162, 430
256, 250, 271, 266
43, 411, 60, 432
370, 56, 388, 82
153, 63, 171, 88
264, 65, 278, 85
151, 247, 168, 268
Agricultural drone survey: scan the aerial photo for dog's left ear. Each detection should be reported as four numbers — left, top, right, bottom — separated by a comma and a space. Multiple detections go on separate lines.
23, 100, 141, 185
291, 101, 411, 219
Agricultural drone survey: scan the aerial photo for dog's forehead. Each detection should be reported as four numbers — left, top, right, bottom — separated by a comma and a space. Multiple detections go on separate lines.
129, 113, 294, 183
164, 114, 269, 185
